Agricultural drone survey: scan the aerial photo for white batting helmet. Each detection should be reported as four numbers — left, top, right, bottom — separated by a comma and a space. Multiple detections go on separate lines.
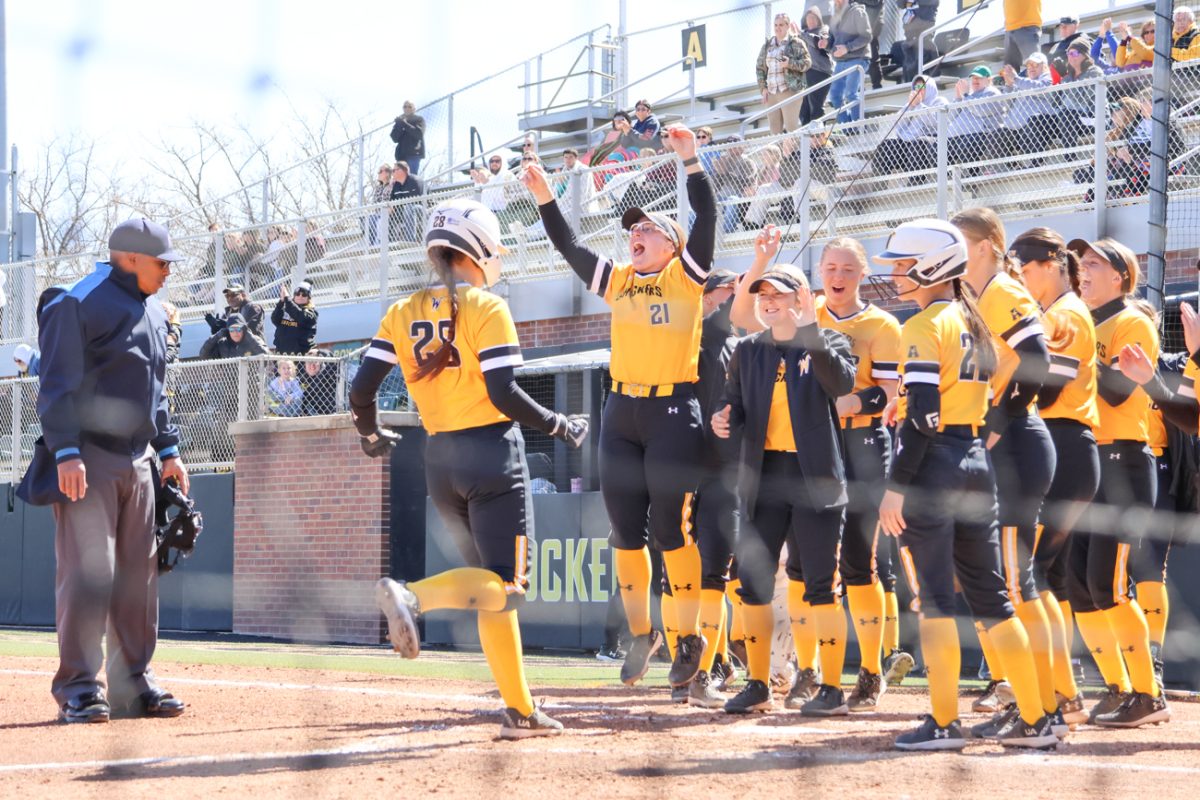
872, 219, 968, 288
424, 198, 506, 287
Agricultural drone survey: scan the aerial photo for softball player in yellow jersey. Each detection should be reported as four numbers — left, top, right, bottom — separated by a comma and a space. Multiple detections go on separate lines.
952, 208, 1058, 726
1066, 237, 1169, 727
1011, 227, 1101, 728
522, 126, 716, 689
874, 219, 1057, 751
354, 198, 588, 739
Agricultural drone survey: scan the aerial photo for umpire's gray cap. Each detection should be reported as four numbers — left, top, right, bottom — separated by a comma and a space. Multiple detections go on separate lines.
108, 218, 182, 262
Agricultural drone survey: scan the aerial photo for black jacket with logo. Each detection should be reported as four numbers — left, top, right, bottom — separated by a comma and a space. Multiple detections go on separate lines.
271, 298, 319, 355
723, 322, 855, 514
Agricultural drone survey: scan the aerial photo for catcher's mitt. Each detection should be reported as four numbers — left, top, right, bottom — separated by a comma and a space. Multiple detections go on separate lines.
155, 478, 203, 575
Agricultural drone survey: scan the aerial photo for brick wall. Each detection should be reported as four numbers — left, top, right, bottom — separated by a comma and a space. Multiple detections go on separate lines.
516, 313, 611, 349
230, 416, 391, 644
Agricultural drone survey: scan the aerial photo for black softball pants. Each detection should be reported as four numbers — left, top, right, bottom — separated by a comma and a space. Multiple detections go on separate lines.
990, 413, 1056, 605
1137, 452, 1177, 582
697, 454, 738, 591
425, 422, 533, 605
736, 451, 844, 607
1034, 419, 1100, 600
1067, 440, 1156, 613
897, 433, 1013, 623
840, 422, 893, 588
600, 389, 704, 552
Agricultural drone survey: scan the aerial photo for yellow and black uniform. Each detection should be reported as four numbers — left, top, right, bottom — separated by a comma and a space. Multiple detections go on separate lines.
1030, 290, 1101, 703
349, 278, 577, 723
537, 168, 717, 679
817, 297, 902, 677
1068, 297, 1162, 699
722, 320, 855, 700
892, 298, 1048, 730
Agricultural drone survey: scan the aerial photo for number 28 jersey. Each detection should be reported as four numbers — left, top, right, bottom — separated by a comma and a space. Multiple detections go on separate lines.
897, 299, 990, 429
369, 285, 523, 434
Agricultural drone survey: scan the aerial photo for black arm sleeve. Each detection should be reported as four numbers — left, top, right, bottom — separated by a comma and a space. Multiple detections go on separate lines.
986, 335, 1051, 437
853, 385, 888, 416
538, 198, 609, 288
1141, 371, 1200, 436
681, 171, 717, 273
349, 357, 394, 436
1096, 362, 1139, 407
1036, 383, 1065, 411
483, 366, 561, 435
888, 383, 940, 488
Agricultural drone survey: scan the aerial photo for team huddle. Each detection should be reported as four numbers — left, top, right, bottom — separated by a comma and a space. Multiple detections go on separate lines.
354, 125, 1184, 749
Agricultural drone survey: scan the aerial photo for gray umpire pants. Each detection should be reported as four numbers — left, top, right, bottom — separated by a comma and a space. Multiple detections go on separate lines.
51, 443, 161, 706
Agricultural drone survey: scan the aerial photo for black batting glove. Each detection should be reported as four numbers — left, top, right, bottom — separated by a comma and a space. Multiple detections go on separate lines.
204, 312, 225, 333
550, 413, 590, 449
360, 428, 401, 458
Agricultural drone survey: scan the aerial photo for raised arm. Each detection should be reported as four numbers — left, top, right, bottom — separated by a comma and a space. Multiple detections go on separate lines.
523, 163, 613, 291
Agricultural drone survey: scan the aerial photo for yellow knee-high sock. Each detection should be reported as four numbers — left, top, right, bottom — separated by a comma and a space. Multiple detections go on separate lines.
1075, 609, 1132, 692
920, 617, 961, 727
1135, 581, 1169, 647
716, 600, 730, 660
614, 547, 653, 637
987, 617, 1045, 725
813, 601, 849, 689
845, 582, 886, 675
477, 610, 534, 716
1014, 600, 1057, 714
974, 621, 1006, 681
661, 592, 679, 661
743, 603, 775, 684
1107, 601, 1159, 697
662, 545, 702, 638
410, 568, 508, 613
1040, 592, 1079, 699
1058, 599, 1075, 652
698, 589, 726, 672
883, 591, 901, 652
787, 580, 818, 672
726, 578, 745, 642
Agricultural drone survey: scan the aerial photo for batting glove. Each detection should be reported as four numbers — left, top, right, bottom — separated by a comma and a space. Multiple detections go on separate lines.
550, 414, 589, 449
361, 428, 401, 458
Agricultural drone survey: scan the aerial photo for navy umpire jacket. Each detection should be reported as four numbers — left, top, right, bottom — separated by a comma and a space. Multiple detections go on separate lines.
723, 323, 855, 514
36, 262, 180, 464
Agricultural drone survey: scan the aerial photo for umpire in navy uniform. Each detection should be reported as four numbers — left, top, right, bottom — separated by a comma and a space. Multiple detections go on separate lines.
36, 218, 190, 723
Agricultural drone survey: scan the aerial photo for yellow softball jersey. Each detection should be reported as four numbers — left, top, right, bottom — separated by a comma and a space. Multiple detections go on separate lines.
898, 299, 991, 429
764, 359, 796, 452
977, 273, 1045, 411
597, 257, 705, 387
1092, 299, 1159, 444
1039, 291, 1100, 430
368, 285, 523, 434
816, 298, 902, 425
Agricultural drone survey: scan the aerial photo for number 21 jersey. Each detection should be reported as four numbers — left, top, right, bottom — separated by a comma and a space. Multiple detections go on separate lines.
369, 285, 523, 434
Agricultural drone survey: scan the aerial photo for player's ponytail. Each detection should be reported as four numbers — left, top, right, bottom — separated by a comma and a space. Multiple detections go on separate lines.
954, 278, 997, 379
414, 246, 462, 381
950, 207, 1021, 280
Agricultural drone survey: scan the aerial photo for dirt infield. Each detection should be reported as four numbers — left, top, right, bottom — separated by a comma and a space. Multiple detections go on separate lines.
1, 643, 1198, 800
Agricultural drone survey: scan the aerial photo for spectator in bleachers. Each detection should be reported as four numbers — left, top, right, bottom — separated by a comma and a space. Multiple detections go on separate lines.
1074, 97, 1141, 187
389, 101, 426, 175
1002, 0, 1043, 69
13, 343, 40, 377
998, 54, 1056, 162
696, 127, 719, 172
609, 111, 642, 150
829, 0, 872, 124
364, 164, 393, 246
1049, 15, 1090, 76
1115, 18, 1155, 70
1056, 40, 1104, 147
617, 144, 676, 218
271, 281, 319, 355
876, 74, 944, 178
1089, 18, 1125, 74
249, 224, 291, 287
743, 145, 786, 229
712, 134, 757, 234
857, 1, 885, 90
897, 0, 939, 84
473, 155, 513, 214
300, 349, 339, 416
1109, 88, 1186, 198
556, 148, 599, 213
241, 229, 265, 272
389, 161, 425, 242
800, 7, 834, 125
947, 67, 1004, 171
1171, 7, 1200, 62
756, 12, 814, 135
267, 359, 304, 417
631, 100, 662, 148
206, 283, 265, 339
199, 313, 269, 359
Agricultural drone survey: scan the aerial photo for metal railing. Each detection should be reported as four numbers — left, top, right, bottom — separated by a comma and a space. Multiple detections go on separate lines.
917, 0, 998, 76
740, 65, 867, 137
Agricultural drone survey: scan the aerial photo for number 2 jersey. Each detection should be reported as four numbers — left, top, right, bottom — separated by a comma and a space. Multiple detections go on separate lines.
897, 299, 990, 429
368, 285, 523, 434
